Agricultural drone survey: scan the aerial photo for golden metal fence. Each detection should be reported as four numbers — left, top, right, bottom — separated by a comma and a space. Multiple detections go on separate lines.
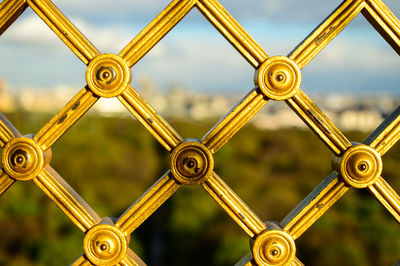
0, 0, 399, 265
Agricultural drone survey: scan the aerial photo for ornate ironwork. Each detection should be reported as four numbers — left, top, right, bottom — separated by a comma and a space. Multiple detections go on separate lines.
0, 0, 399, 265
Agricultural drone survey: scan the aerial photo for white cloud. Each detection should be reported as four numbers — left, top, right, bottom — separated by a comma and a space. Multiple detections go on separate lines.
306, 37, 400, 73
0, 0, 399, 93
2, 14, 143, 54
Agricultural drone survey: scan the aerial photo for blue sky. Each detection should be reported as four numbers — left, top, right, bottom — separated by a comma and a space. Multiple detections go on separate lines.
0, 0, 399, 94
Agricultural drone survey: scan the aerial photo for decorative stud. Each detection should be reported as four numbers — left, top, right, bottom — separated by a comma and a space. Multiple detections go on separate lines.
252, 222, 296, 266
170, 139, 214, 185
83, 223, 128, 265
255, 56, 301, 101
2, 137, 48, 181
332, 144, 382, 188
86, 54, 131, 98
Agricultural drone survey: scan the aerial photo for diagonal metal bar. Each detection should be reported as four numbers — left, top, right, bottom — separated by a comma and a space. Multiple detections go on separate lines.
235, 252, 304, 266
0, 0, 28, 35
235, 253, 255, 266
202, 89, 267, 154
27, 0, 100, 64
292, 258, 305, 266
363, 0, 400, 55
368, 176, 400, 223
71, 249, 146, 266
196, 0, 268, 68
120, 249, 147, 266
0, 114, 20, 196
281, 172, 349, 240
289, 0, 364, 69
202, 172, 265, 238
286, 90, 352, 155
34, 166, 102, 232
34, 87, 99, 151
364, 105, 400, 156
119, 0, 196, 68
118, 85, 182, 152
70, 254, 91, 266
0, 112, 20, 147
0, 169, 15, 197
116, 172, 180, 235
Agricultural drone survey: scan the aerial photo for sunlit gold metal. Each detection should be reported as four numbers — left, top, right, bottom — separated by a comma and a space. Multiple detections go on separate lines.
34, 88, 99, 151
84, 218, 128, 265
27, 0, 99, 64
0, 0, 400, 265
255, 56, 301, 101
86, 54, 131, 98
251, 222, 296, 266
0, 0, 27, 35
170, 139, 214, 185
116, 172, 180, 234
118, 85, 182, 152
281, 172, 349, 240
195, 0, 268, 68
202, 90, 267, 154
333, 144, 382, 188
2, 136, 50, 181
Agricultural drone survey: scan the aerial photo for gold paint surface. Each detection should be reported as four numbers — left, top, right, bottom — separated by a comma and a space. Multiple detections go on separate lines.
2, 137, 45, 181
27, 0, 99, 64
255, 56, 301, 101
170, 139, 214, 185
0, 0, 398, 265
252, 228, 296, 266
334, 144, 382, 188
86, 54, 131, 98
84, 223, 128, 265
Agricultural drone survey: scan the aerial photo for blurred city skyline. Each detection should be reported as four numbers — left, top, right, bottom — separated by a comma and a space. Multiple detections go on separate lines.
0, 0, 399, 94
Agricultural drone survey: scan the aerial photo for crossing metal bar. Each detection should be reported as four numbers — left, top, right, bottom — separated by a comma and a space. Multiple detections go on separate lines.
27, 0, 100, 64
196, 0, 269, 68
286, 90, 352, 155
116, 172, 180, 234
0, 113, 20, 146
34, 87, 99, 151
0, 170, 14, 196
0, 0, 399, 264
364, 105, 400, 156
289, 0, 364, 69
281, 172, 348, 240
363, 0, 400, 55
202, 89, 267, 154
0, 0, 27, 35
118, 86, 182, 151
34, 166, 102, 232
202, 172, 266, 238
119, 0, 196, 68
368, 176, 400, 223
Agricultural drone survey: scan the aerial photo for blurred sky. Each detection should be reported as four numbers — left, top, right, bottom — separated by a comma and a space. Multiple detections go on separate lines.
0, 0, 399, 94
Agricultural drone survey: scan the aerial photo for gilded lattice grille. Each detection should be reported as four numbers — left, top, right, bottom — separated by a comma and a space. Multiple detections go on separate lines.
0, 0, 399, 265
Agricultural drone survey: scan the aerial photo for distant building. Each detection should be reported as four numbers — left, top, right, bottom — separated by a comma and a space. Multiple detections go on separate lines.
0, 78, 16, 112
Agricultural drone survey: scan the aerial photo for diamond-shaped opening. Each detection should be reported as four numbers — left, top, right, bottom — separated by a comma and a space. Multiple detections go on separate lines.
296, 189, 400, 265
50, 111, 170, 262
214, 125, 332, 220
51, 0, 169, 54
50, 110, 168, 218
1, 0, 399, 265
129, 184, 251, 265
130, 7, 253, 134
300, 12, 400, 138
0, 8, 87, 134
217, 0, 341, 56
0, 179, 83, 264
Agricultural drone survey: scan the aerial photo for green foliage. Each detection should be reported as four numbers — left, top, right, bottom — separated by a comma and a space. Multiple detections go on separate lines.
0, 112, 399, 265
